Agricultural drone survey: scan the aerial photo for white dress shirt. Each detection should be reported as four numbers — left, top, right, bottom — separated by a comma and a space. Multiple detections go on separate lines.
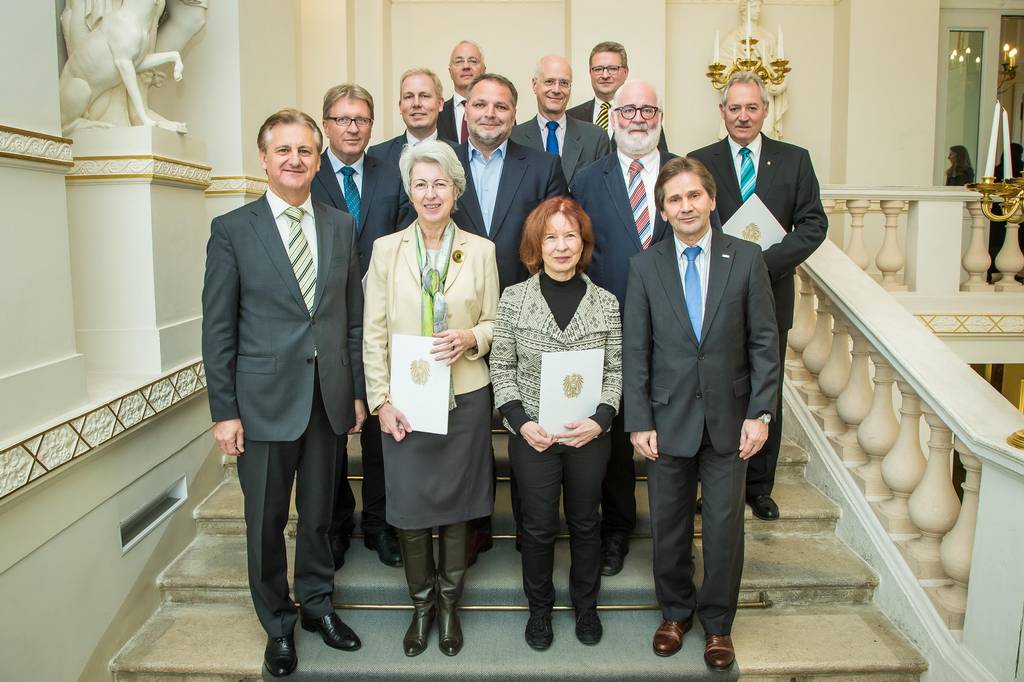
406, 129, 439, 147
265, 188, 318, 272
727, 132, 763, 185
454, 93, 468, 139
673, 227, 713, 330
617, 148, 660, 219
536, 113, 567, 155
326, 147, 364, 195
592, 98, 614, 139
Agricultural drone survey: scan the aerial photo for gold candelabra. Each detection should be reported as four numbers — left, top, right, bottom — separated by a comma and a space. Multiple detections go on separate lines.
966, 176, 1024, 222
707, 37, 791, 90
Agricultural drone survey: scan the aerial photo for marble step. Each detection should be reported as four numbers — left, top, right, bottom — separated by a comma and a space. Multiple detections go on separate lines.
160, 531, 877, 609
110, 603, 925, 681
194, 475, 838, 539
221, 435, 810, 483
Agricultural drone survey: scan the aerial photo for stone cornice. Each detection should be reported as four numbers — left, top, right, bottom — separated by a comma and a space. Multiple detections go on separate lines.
66, 154, 213, 188
206, 175, 269, 196
0, 124, 74, 168
917, 313, 1024, 336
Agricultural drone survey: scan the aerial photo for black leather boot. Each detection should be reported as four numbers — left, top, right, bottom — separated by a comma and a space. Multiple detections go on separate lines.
397, 528, 436, 657
436, 522, 468, 656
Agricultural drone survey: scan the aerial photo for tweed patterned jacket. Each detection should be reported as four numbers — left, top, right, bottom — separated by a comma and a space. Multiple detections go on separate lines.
490, 272, 622, 434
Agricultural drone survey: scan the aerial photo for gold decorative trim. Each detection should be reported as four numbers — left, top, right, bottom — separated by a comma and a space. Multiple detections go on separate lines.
0, 124, 74, 168
206, 175, 268, 196
916, 314, 1024, 336
1008, 429, 1024, 449
66, 154, 212, 187
0, 360, 206, 501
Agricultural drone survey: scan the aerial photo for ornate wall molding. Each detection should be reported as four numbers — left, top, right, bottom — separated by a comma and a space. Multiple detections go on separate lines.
917, 314, 1024, 336
0, 125, 74, 168
0, 361, 206, 501
206, 175, 268, 196
66, 155, 212, 188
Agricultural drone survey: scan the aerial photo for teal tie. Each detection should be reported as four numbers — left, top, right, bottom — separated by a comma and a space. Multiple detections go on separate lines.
739, 147, 756, 202
340, 166, 361, 232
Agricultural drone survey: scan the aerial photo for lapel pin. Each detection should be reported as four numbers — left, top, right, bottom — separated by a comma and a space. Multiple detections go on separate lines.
767, 160, 772, 166
452, 250, 464, 263
722, 254, 731, 258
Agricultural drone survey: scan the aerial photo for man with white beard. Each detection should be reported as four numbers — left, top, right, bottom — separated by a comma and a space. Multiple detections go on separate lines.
569, 81, 675, 576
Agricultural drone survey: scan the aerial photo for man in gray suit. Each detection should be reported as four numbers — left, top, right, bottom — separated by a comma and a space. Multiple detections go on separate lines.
202, 109, 365, 677
623, 157, 779, 671
510, 55, 610, 185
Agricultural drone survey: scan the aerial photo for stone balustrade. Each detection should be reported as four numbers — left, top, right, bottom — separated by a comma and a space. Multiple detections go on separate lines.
790, 239, 1024, 632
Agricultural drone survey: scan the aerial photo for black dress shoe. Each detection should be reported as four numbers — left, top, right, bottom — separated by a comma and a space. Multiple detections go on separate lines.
525, 613, 553, 650
329, 535, 350, 570
300, 612, 361, 651
364, 528, 403, 567
264, 634, 297, 677
599, 534, 629, 576
575, 610, 603, 645
747, 494, 780, 521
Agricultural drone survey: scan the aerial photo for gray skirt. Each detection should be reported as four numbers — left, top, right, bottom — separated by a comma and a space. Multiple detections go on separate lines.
382, 385, 494, 529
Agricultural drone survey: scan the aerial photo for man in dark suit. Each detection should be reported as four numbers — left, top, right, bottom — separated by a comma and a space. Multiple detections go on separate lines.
623, 156, 779, 671
455, 72, 568, 562
566, 41, 668, 154
311, 83, 413, 568
438, 40, 486, 144
368, 68, 450, 167
510, 55, 610, 186
570, 80, 674, 577
688, 71, 827, 521
202, 109, 365, 677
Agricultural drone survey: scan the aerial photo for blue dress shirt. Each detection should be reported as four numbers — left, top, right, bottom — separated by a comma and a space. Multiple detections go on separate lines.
468, 140, 507, 235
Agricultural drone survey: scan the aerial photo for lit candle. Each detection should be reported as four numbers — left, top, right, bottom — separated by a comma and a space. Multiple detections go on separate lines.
778, 24, 784, 59
745, 1, 752, 60
984, 100, 1000, 178
1002, 105, 1013, 180
714, 30, 720, 64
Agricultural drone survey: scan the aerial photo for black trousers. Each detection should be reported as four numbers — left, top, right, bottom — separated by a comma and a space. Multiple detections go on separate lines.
331, 413, 389, 538
509, 434, 610, 614
745, 328, 788, 498
599, 410, 636, 537
236, 372, 339, 638
648, 427, 747, 635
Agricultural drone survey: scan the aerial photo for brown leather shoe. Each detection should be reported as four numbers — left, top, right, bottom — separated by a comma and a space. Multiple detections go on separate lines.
652, 619, 691, 657
704, 634, 735, 670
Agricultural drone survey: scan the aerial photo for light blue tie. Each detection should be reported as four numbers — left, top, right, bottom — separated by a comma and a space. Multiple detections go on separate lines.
683, 245, 702, 341
545, 120, 560, 156
739, 147, 756, 202
340, 166, 361, 232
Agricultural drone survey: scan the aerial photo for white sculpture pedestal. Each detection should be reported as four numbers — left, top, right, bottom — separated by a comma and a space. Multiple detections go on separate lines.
66, 127, 211, 378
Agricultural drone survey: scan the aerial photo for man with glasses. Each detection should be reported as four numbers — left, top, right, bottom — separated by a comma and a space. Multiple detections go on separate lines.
369, 68, 452, 167
438, 40, 486, 144
510, 55, 610, 185
312, 83, 413, 570
570, 81, 675, 576
567, 41, 667, 153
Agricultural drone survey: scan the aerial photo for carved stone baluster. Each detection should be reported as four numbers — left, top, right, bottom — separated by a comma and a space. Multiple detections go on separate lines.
854, 352, 898, 498
993, 218, 1024, 291
931, 441, 982, 629
960, 201, 993, 292
876, 200, 907, 290
874, 380, 927, 534
799, 285, 832, 408
787, 269, 816, 385
845, 199, 871, 270
815, 313, 851, 434
831, 328, 872, 467
902, 407, 961, 580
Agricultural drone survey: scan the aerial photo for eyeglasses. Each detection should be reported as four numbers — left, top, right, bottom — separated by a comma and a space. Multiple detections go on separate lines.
410, 180, 454, 194
326, 116, 373, 128
614, 105, 661, 121
590, 65, 623, 76
451, 57, 482, 67
541, 78, 571, 89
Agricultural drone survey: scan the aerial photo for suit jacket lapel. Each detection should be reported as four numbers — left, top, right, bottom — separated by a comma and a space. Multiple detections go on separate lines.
651, 151, 675, 244
455, 145, 486, 235
712, 138, 742, 216
653, 238, 698, 346
489, 143, 527, 240
756, 134, 780, 198
602, 156, 643, 251
358, 155, 381, 233
443, 230, 467, 293
561, 119, 584, 184
399, 227, 420, 285
310, 202, 336, 314
314, 151, 346, 211
250, 196, 309, 314
699, 230, 735, 344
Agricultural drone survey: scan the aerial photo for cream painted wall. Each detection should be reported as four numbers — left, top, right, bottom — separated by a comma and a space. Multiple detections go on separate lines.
0, 1, 61, 133
298, 0, 351, 122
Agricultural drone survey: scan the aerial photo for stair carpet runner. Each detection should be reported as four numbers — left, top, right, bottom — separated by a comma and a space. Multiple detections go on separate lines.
111, 433, 927, 681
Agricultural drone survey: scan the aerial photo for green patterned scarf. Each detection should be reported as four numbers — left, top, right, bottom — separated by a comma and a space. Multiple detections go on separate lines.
414, 221, 457, 410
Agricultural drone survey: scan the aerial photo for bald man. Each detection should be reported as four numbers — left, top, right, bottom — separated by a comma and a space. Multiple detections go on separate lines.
439, 40, 487, 143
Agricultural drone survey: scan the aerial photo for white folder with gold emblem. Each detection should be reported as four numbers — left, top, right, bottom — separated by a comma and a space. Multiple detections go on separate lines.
390, 334, 451, 435
538, 349, 604, 435
721, 194, 787, 249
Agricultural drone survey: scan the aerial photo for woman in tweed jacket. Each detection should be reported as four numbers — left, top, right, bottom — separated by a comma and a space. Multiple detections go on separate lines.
489, 197, 622, 651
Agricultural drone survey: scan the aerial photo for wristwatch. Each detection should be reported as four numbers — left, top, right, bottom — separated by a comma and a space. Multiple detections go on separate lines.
756, 412, 772, 425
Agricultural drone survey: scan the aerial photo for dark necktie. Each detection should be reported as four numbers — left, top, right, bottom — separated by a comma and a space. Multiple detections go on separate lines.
459, 102, 469, 144
545, 120, 560, 156
340, 166, 361, 231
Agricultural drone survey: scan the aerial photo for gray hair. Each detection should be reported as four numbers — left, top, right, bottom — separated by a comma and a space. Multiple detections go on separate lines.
720, 71, 769, 107
611, 81, 664, 110
398, 141, 466, 199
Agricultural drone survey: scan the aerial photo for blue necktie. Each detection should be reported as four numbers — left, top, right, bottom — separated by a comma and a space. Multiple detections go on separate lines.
683, 245, 703, 341
340, 166, 361, 232
545, 120, 560, 156
739, 147, 756, 202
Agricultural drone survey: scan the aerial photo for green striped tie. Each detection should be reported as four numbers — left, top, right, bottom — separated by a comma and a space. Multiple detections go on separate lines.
596, 100, 610, 130
284, 206, 316, 312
